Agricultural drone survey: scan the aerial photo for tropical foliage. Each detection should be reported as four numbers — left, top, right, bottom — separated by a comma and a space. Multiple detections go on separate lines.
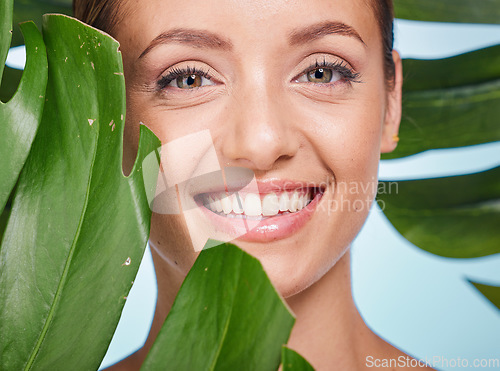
0, 0, 499, 369
0, 8, 160, 370
379, 1, 500, 310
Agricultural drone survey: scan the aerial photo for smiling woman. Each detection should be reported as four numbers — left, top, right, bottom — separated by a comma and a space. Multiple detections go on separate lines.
72, 0, 430, 370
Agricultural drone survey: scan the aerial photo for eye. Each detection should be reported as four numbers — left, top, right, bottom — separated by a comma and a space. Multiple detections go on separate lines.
296, 67, 342, 84
304, 68, 340, 84
171, 74, 214, 89
293, 59, 361, 86
157, 67, 216, 91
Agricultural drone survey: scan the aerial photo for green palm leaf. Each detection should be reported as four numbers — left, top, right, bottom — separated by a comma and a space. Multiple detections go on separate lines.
0, 14, 159, 370
377, 166, 500, 258
394, 0, 500, 24
282, 347, 315, 371
142, 242, 296, 371
0, 0, 47, 212
12, 0, 72, 47
383, 45, 500, 160
469, 280, 500, 311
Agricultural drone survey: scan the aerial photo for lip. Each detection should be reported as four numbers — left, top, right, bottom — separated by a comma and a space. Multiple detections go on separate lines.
188, 175, 322, 197
193, 180, 325, 243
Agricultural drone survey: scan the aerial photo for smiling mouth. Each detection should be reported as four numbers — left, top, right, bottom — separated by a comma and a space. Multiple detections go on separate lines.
194, 187, 324, 220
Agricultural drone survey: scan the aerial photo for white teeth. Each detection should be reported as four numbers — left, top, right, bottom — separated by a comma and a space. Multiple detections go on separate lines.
262, 193, 280, 216
232, 193, 244, 214
220, 193, 232, 214
289, 191, 299, 212
297, 195, 304, 210
204, 189, 315, 216
279, 192, 289, 212
207, 196, 215, 211
244, 193, 262, 216
214, 196, 223, 213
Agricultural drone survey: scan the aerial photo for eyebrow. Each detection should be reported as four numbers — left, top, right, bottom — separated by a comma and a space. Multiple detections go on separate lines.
288, 21, 366, 47
139, 28, 233, 59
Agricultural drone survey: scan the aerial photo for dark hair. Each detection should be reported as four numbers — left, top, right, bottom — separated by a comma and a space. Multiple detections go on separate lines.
73, 0, 395, 88
368, 0, 396, 89
73, 0, 123, 36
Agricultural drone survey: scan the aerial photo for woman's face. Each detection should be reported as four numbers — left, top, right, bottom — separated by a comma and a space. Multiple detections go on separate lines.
116, 0, 401, 297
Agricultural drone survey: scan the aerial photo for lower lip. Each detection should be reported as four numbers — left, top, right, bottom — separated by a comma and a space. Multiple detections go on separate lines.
195, 192, 323, 243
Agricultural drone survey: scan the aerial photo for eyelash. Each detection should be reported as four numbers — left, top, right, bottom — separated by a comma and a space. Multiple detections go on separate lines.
155, 58, 362, 91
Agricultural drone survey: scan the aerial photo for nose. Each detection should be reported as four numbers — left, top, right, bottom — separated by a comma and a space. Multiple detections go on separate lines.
220, 85, 299, 171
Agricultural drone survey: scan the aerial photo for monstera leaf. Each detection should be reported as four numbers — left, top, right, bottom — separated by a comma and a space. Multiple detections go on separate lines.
383, 45, 500, 160
12, 0, 72, 48
0, 0, 47, 213
381, 1, 500, 316
142, 242, 296, 371
0, 0, 71, 107
1, 0, 71, 103
378, 44, 500, 259
281, 347, 315, 371
0, 14, 159, 370
469, 280, 500, 311
377, 166, 500, 258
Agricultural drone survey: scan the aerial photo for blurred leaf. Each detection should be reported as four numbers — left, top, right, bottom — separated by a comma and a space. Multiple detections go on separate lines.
377, 166, 500, 258
0, 0, 13, 71
1, 0, 47, 212
12, 0, 72, 47
390, 80, 500, 158
282, 347, 315, 371
469, 280, 500, 311
2, 0, 71, 102
0, 66, 23, 103
394, 0, 500, 24
0, 14, 160, 371
142, 242, 295, 371
0, 201, 11, 243
402, 45, 500, 92
383, 45, 500, 159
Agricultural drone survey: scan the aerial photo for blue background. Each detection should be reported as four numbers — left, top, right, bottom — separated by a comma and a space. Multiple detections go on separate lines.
6, 17, 500, 370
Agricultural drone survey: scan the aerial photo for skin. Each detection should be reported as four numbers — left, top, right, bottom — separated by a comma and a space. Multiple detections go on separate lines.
106, 0, 432, 369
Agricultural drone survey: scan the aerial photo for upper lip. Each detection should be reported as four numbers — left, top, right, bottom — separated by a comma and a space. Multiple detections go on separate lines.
190, 179, 326, 197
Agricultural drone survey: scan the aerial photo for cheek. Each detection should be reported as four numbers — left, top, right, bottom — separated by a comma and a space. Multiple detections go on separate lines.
126, 97, 228, 267
126, 89, 224, 143
299, 97, 384, 184
301, 95, 384, 241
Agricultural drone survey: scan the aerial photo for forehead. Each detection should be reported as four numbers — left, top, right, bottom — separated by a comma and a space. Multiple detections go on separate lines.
115, 0, 380, 59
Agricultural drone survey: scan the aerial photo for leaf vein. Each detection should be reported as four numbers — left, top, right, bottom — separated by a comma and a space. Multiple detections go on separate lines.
24, 126, 99, 370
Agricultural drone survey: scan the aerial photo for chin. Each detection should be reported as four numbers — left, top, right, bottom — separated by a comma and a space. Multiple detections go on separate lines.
231, 232, 350, 300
